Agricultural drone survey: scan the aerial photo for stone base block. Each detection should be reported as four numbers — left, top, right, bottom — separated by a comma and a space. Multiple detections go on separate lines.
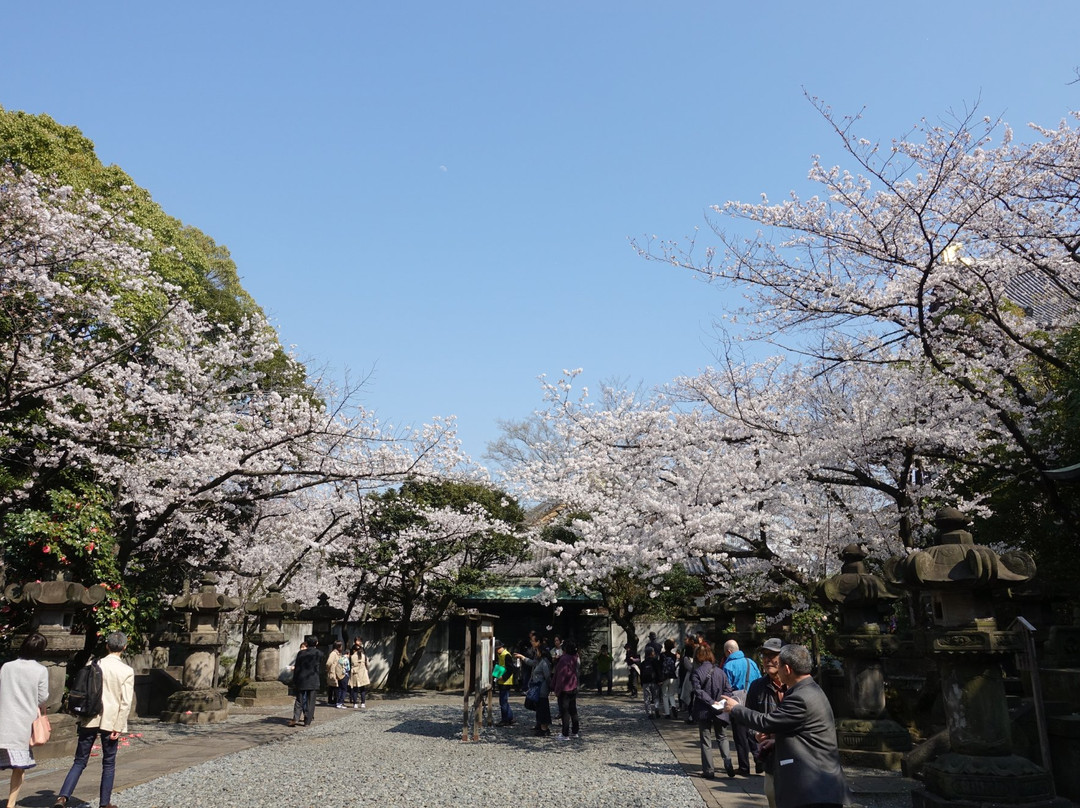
233, 680, 292, 708
160, 688, 230, 724
840, 748, 906, 772
912, 787, 1071, 808
922, 753, 1057, 805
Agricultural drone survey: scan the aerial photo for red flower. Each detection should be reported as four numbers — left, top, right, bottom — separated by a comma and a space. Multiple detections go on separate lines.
109, 600, 120, 609
42, 545, 51, 554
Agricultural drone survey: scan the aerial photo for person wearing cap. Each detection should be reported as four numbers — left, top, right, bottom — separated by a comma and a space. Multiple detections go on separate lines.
745, 638, 787, 808
719, 644, 849, 808
493, 640, 515, 726
644, 631, 663, 658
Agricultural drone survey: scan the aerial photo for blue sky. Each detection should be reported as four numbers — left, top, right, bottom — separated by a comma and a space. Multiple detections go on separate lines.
4, 3, 1077, 465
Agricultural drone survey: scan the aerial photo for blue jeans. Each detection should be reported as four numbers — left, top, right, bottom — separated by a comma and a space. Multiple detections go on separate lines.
498, 684, 513, 723
59, 726, 119, 806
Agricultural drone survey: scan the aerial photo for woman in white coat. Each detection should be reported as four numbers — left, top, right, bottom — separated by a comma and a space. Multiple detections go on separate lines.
348, 637, 371, 708
0, 633, 49, 807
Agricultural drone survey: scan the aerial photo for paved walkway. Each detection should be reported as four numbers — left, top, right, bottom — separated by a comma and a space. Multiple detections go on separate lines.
11, 692, 919, 808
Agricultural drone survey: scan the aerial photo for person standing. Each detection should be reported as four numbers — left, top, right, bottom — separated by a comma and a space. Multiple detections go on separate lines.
640, 646, 663, 718
594, 644, 613, 695
494, 639, 515, 726
659, 638, 680, 719
691, 643, 736, 780
0, 633, 49, 808
553, 640, 580, 740
289, 635, 321, 727
644, 631, 663, 658
624, 644, 641, 698
722, 639, 762, 776
679, 634, 698, 722
54, 631, 135, 808
528, 646, 554, 736
745, 638, 787, 808
721, 644, 850, 808
348, 637, 370, 709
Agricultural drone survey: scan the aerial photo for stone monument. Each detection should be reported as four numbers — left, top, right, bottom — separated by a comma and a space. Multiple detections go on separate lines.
159, 573, 239, 723
814, 543, 912, 770
234, 584, 297, 707
886, 506, 1064, 808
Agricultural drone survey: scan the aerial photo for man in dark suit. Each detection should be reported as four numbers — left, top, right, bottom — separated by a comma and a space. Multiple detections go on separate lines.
720, 644, 849, 808
289, 635, 322, 727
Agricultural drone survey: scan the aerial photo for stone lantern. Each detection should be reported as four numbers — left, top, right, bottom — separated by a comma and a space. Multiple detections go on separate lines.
298, 592, 344, 697
4, 574, 106, 758
885, 507, 1061, 808
814, 543, 911, 770
234, 584, 297, 707
159, 573, 239, 723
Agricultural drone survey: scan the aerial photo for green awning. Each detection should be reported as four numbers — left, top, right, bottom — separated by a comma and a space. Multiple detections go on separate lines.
460, 585, 600, 603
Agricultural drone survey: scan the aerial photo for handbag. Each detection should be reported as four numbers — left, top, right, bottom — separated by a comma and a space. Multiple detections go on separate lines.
523, 680, 542, 711
30, 712, 51, 747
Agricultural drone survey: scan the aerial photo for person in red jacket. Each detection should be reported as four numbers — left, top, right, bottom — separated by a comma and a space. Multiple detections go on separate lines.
552, 640, 580, 740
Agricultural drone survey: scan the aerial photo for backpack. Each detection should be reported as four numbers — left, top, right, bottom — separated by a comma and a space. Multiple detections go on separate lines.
65, 659, 103, 718
661, 652, 677, 680
340, 655, 351, 676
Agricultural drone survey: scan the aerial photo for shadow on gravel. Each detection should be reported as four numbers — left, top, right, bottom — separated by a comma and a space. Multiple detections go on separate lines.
608, 761, 686, 778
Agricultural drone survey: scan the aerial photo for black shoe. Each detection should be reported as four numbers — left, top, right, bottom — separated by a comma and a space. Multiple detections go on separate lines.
755, 762, 764, 774
702, 771, 715, 780
737, 767, 752, 777
725, 759, 735, 778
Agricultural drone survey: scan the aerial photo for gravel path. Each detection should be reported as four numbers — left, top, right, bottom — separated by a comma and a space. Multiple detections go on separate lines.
116, 699, 703, 808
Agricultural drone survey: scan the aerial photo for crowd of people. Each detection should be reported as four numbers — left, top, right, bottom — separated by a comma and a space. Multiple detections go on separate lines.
287, 634, 373, 727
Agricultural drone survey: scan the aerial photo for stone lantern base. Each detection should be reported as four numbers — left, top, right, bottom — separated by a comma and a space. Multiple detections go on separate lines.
233, 679, 292, 708
836, 717, 912, 771
913, 753, 1065, 808
160, 688, 229, 724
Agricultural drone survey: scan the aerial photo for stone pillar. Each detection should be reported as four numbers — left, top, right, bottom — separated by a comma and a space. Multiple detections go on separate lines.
160, 574, 239, 723
815, 544, 912, 770
234, 585, 296, 707
4, 575, 106, 759
886, 507, 1065, 808
718, 593, 794, 651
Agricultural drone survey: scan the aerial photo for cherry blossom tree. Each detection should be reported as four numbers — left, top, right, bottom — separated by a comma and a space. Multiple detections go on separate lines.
635, 102, 1080, 583
0, 165, 464, 639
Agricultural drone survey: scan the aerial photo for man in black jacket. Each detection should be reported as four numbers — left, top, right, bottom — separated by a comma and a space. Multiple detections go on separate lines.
289, 635, 322, 727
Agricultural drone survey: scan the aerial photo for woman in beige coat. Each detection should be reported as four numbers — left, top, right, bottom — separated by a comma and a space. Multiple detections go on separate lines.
348, 638, 370, 709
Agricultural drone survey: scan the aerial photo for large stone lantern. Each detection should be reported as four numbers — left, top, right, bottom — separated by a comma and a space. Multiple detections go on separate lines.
234, 584, 297, 707
814, 543, 911, 770
885, 507, 1061, 807
4, 575, 107, 758
160, 574, 240, 723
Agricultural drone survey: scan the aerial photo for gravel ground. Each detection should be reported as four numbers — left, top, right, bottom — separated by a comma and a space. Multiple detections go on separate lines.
116, 699, 701, 808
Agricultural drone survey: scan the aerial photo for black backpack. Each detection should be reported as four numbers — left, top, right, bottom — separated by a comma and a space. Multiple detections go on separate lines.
661, 652, 677, 680
65, 659, 103, 718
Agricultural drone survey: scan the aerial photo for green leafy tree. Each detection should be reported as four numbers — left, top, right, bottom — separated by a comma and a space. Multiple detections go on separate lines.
347, 479, 527, 691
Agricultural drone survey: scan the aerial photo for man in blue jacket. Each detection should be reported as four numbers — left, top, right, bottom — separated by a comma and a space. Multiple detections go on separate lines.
722, 639, 762, 776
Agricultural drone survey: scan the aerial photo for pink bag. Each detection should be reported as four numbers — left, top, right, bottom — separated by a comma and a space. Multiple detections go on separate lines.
29, 713, 51, 747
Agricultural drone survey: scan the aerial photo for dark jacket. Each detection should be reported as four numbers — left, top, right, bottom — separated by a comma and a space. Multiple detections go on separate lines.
732, 676, 849, 808
640, 655, 663, 684
745, 674, 785, 772
690, 661, 733, 722
293, 647, 323, 691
